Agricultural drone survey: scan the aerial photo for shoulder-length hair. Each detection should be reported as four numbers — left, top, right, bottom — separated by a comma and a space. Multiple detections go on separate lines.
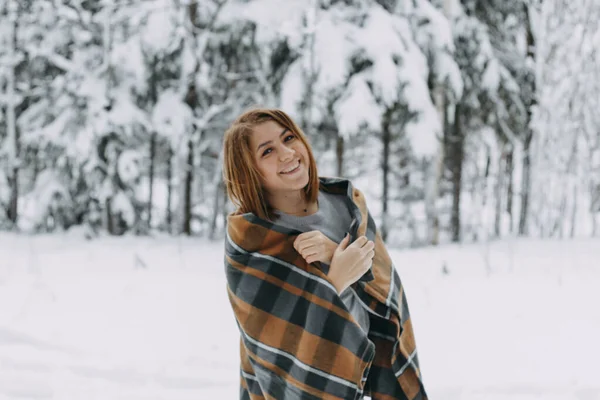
222, 107, 319, 220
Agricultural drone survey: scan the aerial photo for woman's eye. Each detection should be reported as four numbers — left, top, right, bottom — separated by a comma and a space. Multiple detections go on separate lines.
262, 148, 272, 157
285, 134, 295, 141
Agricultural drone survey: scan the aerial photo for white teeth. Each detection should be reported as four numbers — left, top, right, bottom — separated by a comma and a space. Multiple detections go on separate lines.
281, 160, 300, 174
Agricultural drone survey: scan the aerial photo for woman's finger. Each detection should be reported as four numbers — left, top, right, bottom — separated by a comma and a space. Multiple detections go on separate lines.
359, 241, 374, 254
351, 236, 368, 248
293, 232, 311, 250
364, 240, 375, 251
295, 231, 323, 247
305, 250, 324, 264
298, 241, 319, 253
300, 245, 320, 259
296, 237, 320, 253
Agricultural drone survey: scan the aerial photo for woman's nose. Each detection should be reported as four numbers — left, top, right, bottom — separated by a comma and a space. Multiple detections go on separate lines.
279, 144, 295, 161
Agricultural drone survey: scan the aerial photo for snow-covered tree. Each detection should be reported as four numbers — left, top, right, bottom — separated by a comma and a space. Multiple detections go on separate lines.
529, 0, 600, 238
437, 0, 530, 244
0, 0, 596, 247
0, 0, 23, 228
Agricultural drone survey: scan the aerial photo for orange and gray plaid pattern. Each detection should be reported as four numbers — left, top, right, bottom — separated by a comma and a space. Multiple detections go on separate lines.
225, 177, 427, 399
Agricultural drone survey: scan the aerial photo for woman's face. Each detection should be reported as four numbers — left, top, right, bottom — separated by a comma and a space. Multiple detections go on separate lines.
249, 120, 310, 195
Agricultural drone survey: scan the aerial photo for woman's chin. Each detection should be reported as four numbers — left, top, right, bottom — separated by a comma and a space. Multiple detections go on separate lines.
294, 174, 310, 189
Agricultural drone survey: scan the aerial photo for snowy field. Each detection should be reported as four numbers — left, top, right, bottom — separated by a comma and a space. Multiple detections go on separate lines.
0, 231, 599, 400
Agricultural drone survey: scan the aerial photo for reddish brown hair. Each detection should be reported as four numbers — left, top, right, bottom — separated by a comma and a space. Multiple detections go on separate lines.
222, 108, 319, 220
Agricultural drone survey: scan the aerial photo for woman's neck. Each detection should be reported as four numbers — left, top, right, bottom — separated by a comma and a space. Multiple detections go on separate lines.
268, 190, 318, 216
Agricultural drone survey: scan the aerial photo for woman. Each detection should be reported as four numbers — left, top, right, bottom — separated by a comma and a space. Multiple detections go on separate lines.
223, 108, 427, 400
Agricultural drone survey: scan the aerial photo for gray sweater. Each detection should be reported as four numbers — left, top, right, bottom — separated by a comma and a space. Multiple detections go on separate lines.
273, 189, 370, 333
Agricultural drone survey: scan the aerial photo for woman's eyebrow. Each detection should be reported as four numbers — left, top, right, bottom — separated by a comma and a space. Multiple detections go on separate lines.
256, 128, 289, 152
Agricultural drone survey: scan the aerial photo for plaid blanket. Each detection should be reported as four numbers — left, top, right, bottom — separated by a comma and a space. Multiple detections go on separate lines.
225, 177, 427, 399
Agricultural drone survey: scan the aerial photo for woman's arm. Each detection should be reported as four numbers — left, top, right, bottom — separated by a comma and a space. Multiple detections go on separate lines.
293, 231, 374, 293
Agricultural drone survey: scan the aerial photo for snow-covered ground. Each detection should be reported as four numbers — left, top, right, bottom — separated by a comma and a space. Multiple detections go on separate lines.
0, 231, 598, 399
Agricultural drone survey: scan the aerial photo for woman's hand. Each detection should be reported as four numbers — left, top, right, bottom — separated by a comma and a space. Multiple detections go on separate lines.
293, 231, 337, 265
328, 234, 374, 294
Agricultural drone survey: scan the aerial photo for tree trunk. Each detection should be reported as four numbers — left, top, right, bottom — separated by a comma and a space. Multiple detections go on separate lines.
479, 148, 493, 241
450, 104, 463, 242
555, 192, 567, 239
570, 179, 577, 238
592, 203, 597, 237
425, 151, 444, 246
106, 198, 114, 235
166, 146, 173, 233
427, 66, 448, 245
591, 179, 599, 237
569, 138, 581, 238
519, 3, 537, 236
210, 181, 222, 240
147, 52, 158, 231
182, 137, 194, 235
426, 137, 445, 245
425, 0, 455, 244
494, 150, 504, 238
148, 132, 156, 229
209, 148, 225, 239
182, 1, 200, 236
32, 146, 40, 188
336, 134, 344, 177
301, 0, 318, 138
519, 131, 533, 235
506, 149, 514, 233
6, 1, 20, 227
381, 109, 392, 242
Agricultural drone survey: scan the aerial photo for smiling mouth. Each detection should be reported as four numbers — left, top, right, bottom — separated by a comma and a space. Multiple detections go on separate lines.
280, 160, 301, 174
